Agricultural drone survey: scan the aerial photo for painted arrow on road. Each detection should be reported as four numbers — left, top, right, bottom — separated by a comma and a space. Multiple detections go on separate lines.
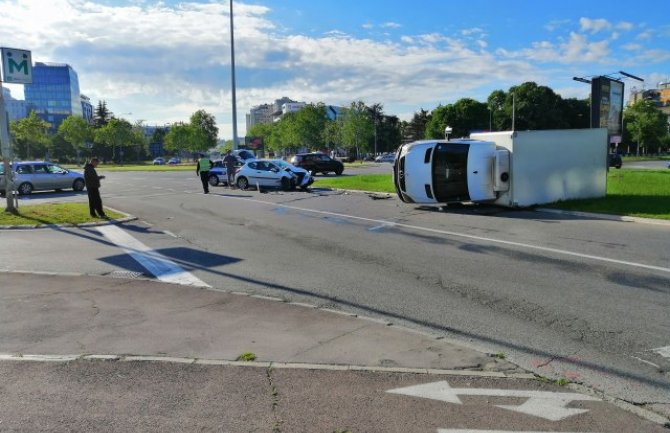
387, 380, 600, 421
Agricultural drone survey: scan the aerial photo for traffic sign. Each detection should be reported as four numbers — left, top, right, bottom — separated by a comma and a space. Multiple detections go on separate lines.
1, 47, 32, 84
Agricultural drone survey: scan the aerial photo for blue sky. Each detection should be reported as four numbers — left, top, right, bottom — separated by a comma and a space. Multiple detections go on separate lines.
1, 0, 668, 138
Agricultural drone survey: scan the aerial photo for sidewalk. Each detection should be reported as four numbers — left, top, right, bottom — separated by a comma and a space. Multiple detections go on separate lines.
1, 271, 668, 432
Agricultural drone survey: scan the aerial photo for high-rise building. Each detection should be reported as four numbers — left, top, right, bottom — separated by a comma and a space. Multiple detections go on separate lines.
24, 62, 83, 131
80, 93, 93, 124
1, 87, 29, 121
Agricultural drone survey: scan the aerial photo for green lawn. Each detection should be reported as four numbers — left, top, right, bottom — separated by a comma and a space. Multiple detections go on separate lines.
313, 173, 396, 194
547, 170, 670, 220
0, 203, 124, 226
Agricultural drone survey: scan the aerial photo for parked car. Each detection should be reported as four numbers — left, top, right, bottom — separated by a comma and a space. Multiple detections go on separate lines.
153, 157, 165, 165
235, 160, 296, 191
608, 153, 622, 169
167, 157, 181, 165
232, 149, 256, 162
269, 159, 314, 190
289, 153, 344, 176
0, 161, 86, 195
375, 153, 396, 163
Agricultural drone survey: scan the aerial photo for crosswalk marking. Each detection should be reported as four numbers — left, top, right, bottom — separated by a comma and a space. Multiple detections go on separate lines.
97, 225, 209, 287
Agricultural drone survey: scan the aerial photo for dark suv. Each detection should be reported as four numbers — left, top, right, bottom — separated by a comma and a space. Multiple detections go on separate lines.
608, 153, 622, 169
290, 153, 344, 176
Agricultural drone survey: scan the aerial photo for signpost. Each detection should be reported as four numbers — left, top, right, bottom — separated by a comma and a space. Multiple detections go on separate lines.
0, 47, 32, 213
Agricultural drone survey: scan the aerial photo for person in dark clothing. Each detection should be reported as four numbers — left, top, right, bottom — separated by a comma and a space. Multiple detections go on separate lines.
223, 150, 237, 188
84, 157, 107, 218
196, 154, 214, 194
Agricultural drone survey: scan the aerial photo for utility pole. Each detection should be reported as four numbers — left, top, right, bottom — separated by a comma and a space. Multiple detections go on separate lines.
229, 0, 239, 150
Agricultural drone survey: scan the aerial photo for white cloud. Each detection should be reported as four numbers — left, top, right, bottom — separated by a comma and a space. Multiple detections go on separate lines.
380, 22, 401, 29
579, 17, 611, 34
545, 19, 571, 32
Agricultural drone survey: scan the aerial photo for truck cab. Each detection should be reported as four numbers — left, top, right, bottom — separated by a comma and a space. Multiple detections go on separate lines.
393, 139, 509, 205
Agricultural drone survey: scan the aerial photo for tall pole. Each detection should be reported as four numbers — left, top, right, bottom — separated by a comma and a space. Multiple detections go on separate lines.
229, 0, 239, 150
512, 93, 516, 131
0, 89, 16, 213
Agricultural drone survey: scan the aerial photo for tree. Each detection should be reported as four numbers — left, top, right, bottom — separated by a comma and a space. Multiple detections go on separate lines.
190, 109, 219, 149
9, 111, 52, 160
94, 118, 136, 163
293, 103, 327, 150
93, 100, 112, 128
58, 115, 92, 161
624, 100, 668, 155
402, 109, 431, 143
487, 89, 508, 131
340, 101, 374, 157
560, 98, 590, 129
425, 98, 489, 139
164, 123, 195, 155
505, 82, 566, 130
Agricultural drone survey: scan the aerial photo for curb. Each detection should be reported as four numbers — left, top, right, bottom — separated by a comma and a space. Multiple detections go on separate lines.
0, 206, 137, 230
536, 207, 670, 226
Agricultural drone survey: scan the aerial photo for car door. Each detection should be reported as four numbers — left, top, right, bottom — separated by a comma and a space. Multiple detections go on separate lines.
47, 164, 70, 189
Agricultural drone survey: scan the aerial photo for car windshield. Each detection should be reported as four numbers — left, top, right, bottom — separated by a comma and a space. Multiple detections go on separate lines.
271, 160, 290, 169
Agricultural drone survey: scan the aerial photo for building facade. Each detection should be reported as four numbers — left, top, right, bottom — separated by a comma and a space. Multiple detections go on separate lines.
1, 87, 29, 121
80, 93, 93, 124
629, 81, 670, 116
24, 62, 83, 131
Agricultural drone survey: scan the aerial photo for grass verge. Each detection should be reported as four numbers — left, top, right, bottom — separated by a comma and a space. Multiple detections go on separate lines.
313, 173, 395, 194
547, 170, 670, 220
0, 203, 124, 226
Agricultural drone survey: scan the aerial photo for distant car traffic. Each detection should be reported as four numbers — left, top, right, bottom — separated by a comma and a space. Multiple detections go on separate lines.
0, 161, 86, 195
235, 160, 296, 191
167, 157, 180, 165
375, 153, 395, 163
289, 153, 344, 176
269, 159, 314, 190
153, 157, 165, 165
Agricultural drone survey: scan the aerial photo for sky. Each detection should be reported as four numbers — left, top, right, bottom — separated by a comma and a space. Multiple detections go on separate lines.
1, 0, 669, 138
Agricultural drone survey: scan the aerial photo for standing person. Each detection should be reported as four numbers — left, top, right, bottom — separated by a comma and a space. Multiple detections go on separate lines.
223, 150, 237, 188
196, 154, 213, 194
84, 157, 107, 218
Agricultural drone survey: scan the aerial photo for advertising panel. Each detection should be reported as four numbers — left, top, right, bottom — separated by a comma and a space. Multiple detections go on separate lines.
591, 77, 624, 142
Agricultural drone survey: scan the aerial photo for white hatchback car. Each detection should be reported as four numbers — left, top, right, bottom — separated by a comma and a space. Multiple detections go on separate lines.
235, 160, 296, 191
268, 159, 313, 190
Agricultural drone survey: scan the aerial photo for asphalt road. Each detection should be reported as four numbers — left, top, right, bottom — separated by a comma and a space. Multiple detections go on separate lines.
2, 169, 669, 418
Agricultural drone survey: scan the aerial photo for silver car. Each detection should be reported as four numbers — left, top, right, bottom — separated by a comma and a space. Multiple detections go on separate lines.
0, 161, 86, 195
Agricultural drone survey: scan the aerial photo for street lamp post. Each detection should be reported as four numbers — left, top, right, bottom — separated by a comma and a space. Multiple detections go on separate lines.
229, 0, 239, 150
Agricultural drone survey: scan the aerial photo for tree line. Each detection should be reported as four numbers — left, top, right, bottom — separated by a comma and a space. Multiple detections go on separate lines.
5, 81, 668, 163
7, 101, 219, 164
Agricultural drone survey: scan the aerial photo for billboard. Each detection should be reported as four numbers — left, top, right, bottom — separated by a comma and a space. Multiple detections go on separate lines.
591, 77, 624, 142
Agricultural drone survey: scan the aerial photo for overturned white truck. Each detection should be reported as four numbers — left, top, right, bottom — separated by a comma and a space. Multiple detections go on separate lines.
393, 128, 608, 208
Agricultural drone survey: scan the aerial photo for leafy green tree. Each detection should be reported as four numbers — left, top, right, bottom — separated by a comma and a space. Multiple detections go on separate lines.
624, 100, 668, 155
94, 118, 136, 163
560, 98, 590, 129
425, 98, 489, 139
505, 82, 566, 130
164, 123, 194, 155
58, 115, 92, 160
340, 100, 374, 157
9, 111, 52, 159
323, 119, 342, 150
487, 89, 508, 131
293, 103, 327, 150
190, 109, 219, 149
377, 114, 401, 153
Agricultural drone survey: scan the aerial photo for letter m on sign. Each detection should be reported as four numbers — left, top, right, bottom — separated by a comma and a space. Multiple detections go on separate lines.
1, 48, 32, 84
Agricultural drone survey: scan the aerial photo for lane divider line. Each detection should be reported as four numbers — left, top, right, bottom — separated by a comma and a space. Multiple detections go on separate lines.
222, 195, 670, 274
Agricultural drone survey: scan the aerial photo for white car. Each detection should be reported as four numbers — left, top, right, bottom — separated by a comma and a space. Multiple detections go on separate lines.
269, 159, 313, 190
235, 160, 296, 191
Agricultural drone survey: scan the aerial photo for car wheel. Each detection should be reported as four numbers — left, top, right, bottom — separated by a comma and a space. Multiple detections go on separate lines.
18, 182, 33, 195
72, 178, 85, 191
208, 175, 219, 186
615, 164, 622, 169
236, 176, 249, 190
335, 167, 343, 175
280, 177, 291, 191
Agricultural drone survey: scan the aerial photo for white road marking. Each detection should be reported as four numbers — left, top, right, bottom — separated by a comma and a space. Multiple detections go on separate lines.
438, 430, 598, 433
652, 346, 670, 358
223, 196, 670, 274
96, 225, 209, 287
387, 380, 600, 421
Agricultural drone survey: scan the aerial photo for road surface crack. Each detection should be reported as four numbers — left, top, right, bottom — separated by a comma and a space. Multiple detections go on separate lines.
266, 365, 283, 433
